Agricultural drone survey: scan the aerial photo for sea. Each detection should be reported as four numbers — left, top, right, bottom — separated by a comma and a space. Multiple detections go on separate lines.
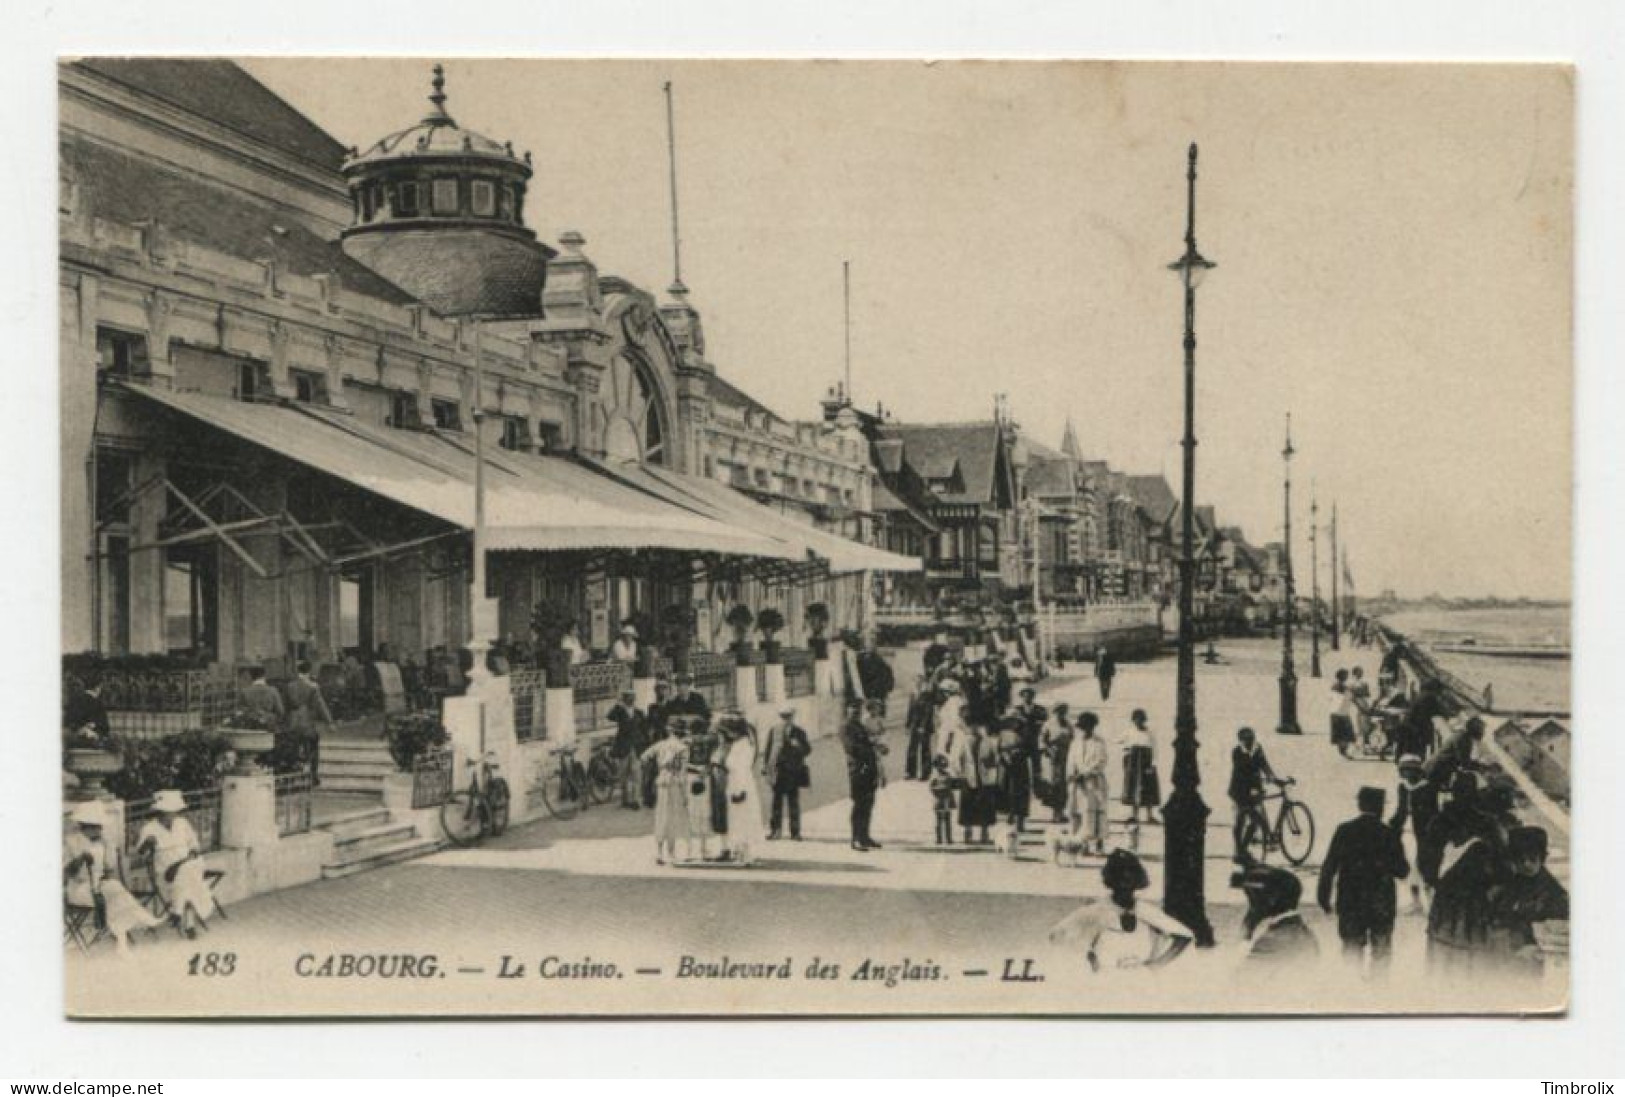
1379, 606, 1571, 715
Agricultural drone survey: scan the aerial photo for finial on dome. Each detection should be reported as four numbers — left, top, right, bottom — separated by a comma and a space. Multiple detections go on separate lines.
425, 63, 451, 123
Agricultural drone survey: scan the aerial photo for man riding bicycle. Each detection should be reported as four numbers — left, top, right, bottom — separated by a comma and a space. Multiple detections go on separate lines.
1229, 726, 1279, 865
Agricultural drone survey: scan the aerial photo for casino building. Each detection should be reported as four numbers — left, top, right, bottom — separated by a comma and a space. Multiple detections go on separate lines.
60, 59, 910, 675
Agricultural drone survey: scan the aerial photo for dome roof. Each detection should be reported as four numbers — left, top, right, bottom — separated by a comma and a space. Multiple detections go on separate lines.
343, 65, 530, 175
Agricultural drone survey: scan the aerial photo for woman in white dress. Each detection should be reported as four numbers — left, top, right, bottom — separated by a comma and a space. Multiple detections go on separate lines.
723, 721, 767, 866
135, 789, 216, 937
63, 801, 161, 954
1065, 712, 1110, 854
639, 723, 691, 865
1049, 850, 1193, 973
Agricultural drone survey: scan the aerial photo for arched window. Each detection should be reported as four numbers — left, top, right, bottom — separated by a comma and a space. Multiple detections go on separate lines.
599, 353, 666, 465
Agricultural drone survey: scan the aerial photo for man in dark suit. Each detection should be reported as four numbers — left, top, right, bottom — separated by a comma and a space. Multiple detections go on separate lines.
285, 661, 333, 786
667, 673, 711, 726
761, 704, 812, 840
1094, 645, 1117, 701
1012, 686, 1048, 791
841, 698, 882, 851
240, 666, 286, 729
1318, 786, 1411, 972
605, 689, 648, 809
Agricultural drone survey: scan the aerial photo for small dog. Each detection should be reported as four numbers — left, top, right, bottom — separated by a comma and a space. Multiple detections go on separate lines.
1049, 831, 1088, 867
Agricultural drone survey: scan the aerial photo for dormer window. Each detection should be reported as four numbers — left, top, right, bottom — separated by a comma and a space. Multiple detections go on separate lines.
431, 178, 459, 215
389, 390, 421, 429
499, 185, 514, 220
471, 179, 496, 217
396, 181, 420, 217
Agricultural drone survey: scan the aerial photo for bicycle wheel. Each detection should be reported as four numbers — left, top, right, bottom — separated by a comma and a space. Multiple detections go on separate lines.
1279, 801, 1316, 865
487, 777, 511, 836
539, 767, 580, 821
440, 791, 486, 847
586, 753, 618, 804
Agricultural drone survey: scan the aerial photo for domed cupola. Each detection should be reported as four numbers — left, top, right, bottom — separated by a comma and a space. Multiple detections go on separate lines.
339, 64, 555, 319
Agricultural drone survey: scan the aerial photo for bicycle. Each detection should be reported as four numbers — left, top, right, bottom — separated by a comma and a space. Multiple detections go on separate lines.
584, 739, 620, 804
1239, 777, 1316, 866
440, 751, 511, 847
535, 743, 599, 820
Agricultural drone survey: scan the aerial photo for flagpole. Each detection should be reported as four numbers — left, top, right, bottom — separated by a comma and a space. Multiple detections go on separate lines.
1330, 500, 1340, 650
664, 80, 685, 294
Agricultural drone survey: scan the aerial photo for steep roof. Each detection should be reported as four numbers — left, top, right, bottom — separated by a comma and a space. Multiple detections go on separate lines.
72, 59, 347, 171
1025, 454, 1077, 499
876, 421, 1008, 506
341, 229, 550, 319
1125, 474, 1179, 520
705, 370, 783, 421
62, 135, 417, 307
1060, 418, 1083, 460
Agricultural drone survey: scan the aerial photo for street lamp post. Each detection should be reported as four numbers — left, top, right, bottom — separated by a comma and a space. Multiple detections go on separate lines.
1309, 491, 1322, 678
1278, 414, 1301, 734
1163, 142, 1216, 947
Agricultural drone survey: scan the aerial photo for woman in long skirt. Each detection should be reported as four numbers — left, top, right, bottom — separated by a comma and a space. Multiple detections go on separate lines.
64, 801, 160, 954
135, 789, 216, 937
954, 725, 1000, 844
1040, 705, 1075, 823
1066, 712, 1110, 854
996, 719, 1032, 834
723, 722, 766, 866
640, 725, 691, 865
1121, 709, 1162, 825
684, 721, 720, 861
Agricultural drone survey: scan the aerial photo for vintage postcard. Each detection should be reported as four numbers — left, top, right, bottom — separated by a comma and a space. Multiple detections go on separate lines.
58, 58, 1571, 1017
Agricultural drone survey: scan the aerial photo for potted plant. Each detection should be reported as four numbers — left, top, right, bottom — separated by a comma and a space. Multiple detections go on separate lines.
62, 725, 123, 797
529, 599, 575, 687
805, 602, 831, 660
658, 603, 698, 675
384, 711, 450, 773
219, 706, 277, 773
725, 604, 756, 666
756, 607, 786, 663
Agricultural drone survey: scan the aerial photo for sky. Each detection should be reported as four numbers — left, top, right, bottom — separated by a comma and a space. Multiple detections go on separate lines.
242, 59, 1573, 601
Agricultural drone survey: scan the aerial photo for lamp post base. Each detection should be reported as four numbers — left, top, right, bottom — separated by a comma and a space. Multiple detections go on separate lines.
1161, 787, 1215, 947
1277, 673, 1301, 735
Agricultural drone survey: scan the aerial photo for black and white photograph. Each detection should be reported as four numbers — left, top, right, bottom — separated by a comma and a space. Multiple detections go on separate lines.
52, 53, 1575, 1018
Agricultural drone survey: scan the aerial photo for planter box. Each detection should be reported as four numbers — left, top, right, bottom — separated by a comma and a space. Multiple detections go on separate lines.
65, 747, 123, 778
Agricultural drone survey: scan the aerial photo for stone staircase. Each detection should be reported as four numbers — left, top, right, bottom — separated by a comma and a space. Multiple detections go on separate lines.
317, 739, 395, 795
316, 804, 441, 880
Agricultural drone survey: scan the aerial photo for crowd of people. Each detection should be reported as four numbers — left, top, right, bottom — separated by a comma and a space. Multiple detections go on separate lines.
901, 641, 1159, 856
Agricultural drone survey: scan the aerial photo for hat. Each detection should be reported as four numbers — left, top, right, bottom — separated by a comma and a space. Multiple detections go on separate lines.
777, 704, 796, 717
69, 801, 107, 828
1019, 686, 1037, 698
1102, 849, 1150, 893
1508, 825, 1549, 859
1131, 708, 1148, 723
1233, 864, 1303, 918
1397, 753, 1423, 769
1357, 786, 1386, 813
940, 679, 961, 693
153, 789, 188, 814
620, 623, 638, 638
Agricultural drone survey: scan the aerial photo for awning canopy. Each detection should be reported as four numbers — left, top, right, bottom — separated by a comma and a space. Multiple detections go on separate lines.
121, 384, 799, 561
585, 458, 924, 575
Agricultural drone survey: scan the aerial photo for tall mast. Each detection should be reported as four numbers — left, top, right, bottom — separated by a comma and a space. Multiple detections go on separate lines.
664, 81, 685, 294
843, 259, 852, 399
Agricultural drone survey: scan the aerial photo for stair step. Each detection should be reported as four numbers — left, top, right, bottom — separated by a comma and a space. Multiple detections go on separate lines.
317, 758, 396, 775
314, 775, 389, 793
319, 744, 393, 761
331, 820, 418, 854
315, 806, 392, 834
322, 835, 441, 879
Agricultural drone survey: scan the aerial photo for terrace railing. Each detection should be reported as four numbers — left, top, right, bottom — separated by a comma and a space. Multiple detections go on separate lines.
93, 669, 238, 739
124, 785, 223, 855
412, 749, 454, 809
571, 660, 633, 732
510, 668, 549, 742
782, 647, 816, 698
273, 771, 314, 837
